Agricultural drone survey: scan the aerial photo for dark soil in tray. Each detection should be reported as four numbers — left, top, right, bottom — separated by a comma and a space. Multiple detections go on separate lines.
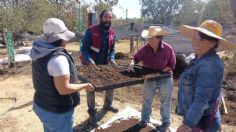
94, 117, 156, 132
120, 66, 163, 78
77, 65, 168, 91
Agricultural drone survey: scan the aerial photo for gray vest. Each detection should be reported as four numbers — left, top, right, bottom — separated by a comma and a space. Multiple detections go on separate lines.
32, 48, 80, 113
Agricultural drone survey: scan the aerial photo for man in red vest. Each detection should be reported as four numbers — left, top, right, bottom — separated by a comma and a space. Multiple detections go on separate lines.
80, 10, 118, 127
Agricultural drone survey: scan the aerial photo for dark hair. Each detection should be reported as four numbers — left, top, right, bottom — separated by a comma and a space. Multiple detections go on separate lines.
99, 10, 109, 19
198, 32, 219, 49
51, 39, 64, 47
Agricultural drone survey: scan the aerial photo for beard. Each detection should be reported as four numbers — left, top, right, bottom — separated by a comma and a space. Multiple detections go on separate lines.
101, 21, 111, 31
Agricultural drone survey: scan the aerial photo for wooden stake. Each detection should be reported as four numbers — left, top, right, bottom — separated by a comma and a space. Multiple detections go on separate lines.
221, 93, 228, 114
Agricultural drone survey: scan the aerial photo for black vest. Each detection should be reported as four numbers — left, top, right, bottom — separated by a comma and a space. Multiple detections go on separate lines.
32, 48, 80, 113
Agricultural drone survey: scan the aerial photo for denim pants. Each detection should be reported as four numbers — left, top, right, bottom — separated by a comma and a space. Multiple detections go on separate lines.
33, 103, 74, 132
208, 108, 221, 132
87, 90, 114, 114
141, 77, 173, 124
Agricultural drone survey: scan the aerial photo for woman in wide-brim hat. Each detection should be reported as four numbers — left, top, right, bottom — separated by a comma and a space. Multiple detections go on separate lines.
176, 20, 235, 132
127, 26, 176, 131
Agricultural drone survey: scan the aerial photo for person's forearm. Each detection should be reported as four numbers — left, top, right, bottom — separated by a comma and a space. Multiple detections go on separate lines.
58, 83, 91, 95
109, 44, 115, 60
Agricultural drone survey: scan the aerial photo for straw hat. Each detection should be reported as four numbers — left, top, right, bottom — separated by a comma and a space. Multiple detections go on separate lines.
141, 26, 168, 39
180, 20, 235, 50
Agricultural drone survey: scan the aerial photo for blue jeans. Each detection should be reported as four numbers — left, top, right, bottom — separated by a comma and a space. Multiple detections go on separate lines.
209, 109, 221, 132
33, 103, 74, 132
141, 77, 173, 124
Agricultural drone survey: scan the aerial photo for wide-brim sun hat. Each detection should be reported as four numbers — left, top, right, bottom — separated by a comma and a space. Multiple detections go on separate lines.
180, 20, 236, 50
141, 26, 168, 39
43, 18, 75, 43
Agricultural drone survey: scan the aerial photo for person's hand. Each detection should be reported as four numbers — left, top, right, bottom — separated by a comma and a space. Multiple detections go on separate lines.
85, 83, 95, 92
177, 124, 192, 132
109, 60, 117, 67
126, 65, 135, 72
162, 67, 171, 73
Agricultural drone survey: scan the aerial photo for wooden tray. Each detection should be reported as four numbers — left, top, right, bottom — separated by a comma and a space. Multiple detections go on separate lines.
77, 65, 171, 91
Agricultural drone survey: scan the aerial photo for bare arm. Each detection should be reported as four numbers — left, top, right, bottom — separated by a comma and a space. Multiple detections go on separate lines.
53, 74, 94, 95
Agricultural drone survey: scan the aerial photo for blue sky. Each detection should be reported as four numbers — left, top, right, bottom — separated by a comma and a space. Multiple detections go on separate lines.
85, 0, 141, 19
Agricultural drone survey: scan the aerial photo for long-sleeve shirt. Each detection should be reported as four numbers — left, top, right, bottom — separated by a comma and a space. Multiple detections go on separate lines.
81, 25, 116, 65
133, 41, 176, 73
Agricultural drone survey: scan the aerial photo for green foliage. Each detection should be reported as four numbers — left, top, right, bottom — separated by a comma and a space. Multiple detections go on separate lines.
0, 0, 52, 33
177, 0, 205, 25
0, 0, 235, 34
140, 0, 182, 25
94, 0, 118, 12
24, 0, 52, 33
0, 0, 119, 34
140, 0, 235, 25
202, 0, 234, 24
0, 6, 25, 33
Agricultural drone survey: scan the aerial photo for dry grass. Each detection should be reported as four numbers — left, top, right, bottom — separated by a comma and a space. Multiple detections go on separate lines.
66, 40, 132, 54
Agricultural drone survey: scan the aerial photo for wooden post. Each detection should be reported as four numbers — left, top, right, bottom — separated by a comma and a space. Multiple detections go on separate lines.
130, 36, 134, 53
136, 34, 139, 52
3, 28, 15, 68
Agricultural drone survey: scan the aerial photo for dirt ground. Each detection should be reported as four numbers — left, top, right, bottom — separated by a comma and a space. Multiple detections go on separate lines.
0, 42, 236, 132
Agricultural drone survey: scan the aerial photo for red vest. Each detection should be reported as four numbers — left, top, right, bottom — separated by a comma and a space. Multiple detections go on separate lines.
80, 25, 115, 64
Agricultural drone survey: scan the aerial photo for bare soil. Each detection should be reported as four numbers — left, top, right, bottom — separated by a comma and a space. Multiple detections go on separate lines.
0, 43, 236, 132
222, 72, 236, 126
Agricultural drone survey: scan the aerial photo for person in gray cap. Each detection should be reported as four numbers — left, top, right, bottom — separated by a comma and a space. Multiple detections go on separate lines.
30, 18, 94, 132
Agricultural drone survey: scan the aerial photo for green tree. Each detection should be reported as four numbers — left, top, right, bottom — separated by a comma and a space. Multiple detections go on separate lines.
177, 0, 206, 25
0, 4, 25, 33
24, 0, 52, 33
140, 0, 182, 25
202, 0, 234, 24
94, 0, 118, 17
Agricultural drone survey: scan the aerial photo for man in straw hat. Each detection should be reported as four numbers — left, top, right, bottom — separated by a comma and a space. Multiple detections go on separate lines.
127, 26, 176, 131
30, 18, 94, 131
176, 20, 235, 132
